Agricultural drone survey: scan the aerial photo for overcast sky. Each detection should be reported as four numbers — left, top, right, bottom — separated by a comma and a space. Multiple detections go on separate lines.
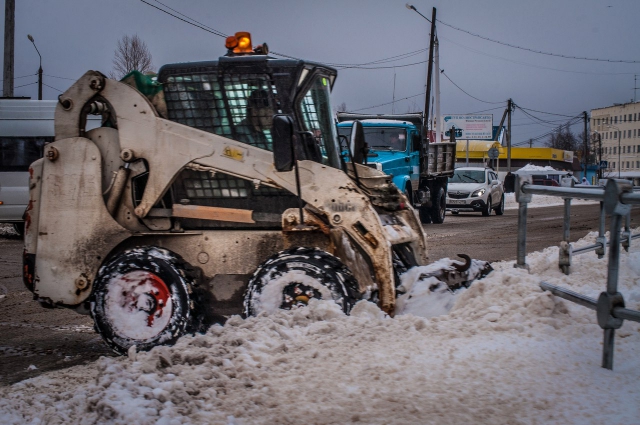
2, 0, 640, 146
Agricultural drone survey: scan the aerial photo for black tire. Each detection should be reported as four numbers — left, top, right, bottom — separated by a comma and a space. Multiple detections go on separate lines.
494, 194, 505, 215
91, 247, 196, 355
243, 247, 361, 317
482, 196, 492, 216
404, 183, 413, 207
12, 222, 24, 237
419, 205, 432, 223
430, 186, 446, 224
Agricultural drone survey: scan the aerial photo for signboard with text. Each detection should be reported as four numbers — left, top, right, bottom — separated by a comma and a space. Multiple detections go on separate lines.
442, 114, 493, 140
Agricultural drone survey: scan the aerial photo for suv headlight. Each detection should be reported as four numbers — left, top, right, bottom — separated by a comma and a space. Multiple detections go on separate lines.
471, 188, 486, 197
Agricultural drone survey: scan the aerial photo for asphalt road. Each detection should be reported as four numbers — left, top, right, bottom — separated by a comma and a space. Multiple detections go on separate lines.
1, 204, 639, 386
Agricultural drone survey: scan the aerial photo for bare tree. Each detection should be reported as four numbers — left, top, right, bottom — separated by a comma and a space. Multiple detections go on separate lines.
545, 122, 579, 152
110, 34, 154, 80
336, 102, 348, 112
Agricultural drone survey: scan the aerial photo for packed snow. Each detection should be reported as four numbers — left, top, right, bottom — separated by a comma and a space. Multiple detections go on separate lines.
1, 228, 639, 424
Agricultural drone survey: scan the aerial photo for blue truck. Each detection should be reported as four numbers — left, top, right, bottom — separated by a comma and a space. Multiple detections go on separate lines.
336, 112, 455, 223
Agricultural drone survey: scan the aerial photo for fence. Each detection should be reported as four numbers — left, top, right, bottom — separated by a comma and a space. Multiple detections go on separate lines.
515, 175, 640, 370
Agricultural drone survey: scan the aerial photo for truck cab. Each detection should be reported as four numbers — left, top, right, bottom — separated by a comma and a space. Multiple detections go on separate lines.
336, 113, 455, 224
337, 119, 420, 201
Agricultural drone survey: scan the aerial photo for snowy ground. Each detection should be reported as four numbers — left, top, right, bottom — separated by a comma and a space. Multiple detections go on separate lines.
0, 228, 638, 424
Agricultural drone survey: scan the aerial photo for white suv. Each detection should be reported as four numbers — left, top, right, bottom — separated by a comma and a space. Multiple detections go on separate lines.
446, 167, 504, 216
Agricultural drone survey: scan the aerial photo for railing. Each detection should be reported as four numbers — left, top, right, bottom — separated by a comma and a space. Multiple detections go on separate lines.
515, 176, 640, 370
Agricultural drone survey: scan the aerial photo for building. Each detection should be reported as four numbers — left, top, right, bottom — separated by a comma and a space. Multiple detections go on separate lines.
455, 141, 577, 178
590, 101, 640, 180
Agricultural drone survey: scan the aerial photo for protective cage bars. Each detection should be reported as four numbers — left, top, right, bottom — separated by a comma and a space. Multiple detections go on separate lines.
514, 175, 640, 370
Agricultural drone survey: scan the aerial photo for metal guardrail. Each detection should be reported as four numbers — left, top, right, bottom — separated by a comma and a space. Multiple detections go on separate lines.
515, 176, 640, 370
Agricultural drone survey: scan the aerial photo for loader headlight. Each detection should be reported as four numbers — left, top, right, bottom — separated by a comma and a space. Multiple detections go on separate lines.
471, 188, 485, 197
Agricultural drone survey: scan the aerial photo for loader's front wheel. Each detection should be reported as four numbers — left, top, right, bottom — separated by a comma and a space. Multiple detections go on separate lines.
243, 247, 361, 317
91, 247, 197, 355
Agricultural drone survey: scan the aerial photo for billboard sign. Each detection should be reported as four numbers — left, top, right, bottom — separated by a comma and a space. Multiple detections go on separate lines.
442, 115, 493, 140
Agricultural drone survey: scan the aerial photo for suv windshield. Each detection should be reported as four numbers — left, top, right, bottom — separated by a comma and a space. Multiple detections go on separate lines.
450, 169, 486, 183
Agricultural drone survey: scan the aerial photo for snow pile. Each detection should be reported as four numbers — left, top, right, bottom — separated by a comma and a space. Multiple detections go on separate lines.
515, 164, 562, 173
0, 224, 18, 237
0, 231, 639, 424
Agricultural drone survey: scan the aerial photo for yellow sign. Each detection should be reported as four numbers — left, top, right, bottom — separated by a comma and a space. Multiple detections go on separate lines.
222, 145, 245, 161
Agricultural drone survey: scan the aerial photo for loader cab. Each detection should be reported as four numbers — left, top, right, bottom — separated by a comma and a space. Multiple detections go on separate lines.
155, 35, 341, 230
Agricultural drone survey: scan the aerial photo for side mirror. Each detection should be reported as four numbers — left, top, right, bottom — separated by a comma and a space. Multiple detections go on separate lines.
491, 179, 499, 185
272, 114, 294, 172
412, 134, 421, 152
350, 120, 366, 164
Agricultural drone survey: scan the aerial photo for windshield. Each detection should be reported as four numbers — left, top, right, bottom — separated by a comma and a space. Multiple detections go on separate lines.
337, 126, 406, 152
297, 76, 342, 169
450, 169, 486, 183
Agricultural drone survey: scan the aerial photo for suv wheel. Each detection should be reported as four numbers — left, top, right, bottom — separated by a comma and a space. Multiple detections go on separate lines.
482, 196, 492, 216
494, 194, 505, 215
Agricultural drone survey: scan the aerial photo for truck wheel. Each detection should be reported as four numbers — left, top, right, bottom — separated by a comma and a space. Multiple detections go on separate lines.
404, 183, 413, 207
12, 223, 24, 237
482, 196, 492, 216
91, 247, 196, 355
494, 195, 505, 215
243, 247, 361, 317
430, 187, 446, 224
419, 205, 432, 223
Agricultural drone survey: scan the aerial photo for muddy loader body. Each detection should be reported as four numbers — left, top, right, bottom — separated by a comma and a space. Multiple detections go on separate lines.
23, 34, 487, 354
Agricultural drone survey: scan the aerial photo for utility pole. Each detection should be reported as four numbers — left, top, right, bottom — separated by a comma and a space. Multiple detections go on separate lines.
529, 139, 533, 148
507, 98, 512, 171
434, 37, 441, 143
423, 7, 436, 137
3, 0, 15, 98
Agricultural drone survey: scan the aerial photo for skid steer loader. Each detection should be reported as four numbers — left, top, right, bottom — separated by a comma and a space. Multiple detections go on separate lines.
23, 32, 490, 354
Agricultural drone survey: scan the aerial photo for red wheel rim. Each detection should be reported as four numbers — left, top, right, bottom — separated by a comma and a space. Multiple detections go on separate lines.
104, 270, 173, 340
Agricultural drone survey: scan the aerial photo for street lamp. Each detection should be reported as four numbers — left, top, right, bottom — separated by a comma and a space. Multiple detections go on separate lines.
27, 34, 42, 100
607, 124, 621, 179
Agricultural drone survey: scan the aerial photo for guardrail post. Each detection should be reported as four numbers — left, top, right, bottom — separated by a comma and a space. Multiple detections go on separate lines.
598, 179, 632, 370
596, 201, 606, 259
622, 210, 631, 252
515, 175, 532, 270
559, 177, 574, 273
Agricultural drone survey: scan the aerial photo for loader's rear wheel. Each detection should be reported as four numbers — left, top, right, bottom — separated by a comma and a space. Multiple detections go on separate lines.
91, 247, 196, 355
243, 247, 361, 317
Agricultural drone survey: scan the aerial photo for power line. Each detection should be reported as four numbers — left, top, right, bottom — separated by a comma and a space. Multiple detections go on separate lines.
440, 70, 504, 104
140, 0, 227, 37
515, 105, 577, 118
43, 83, 64, 92
44, 74, 76, 81
437, 18, 640, 64
337, 59, 427, 70
139, 0, 301, 61
440, 35, 639, 76
328, 48, 427, 68
14, 81, 37, 89
351, 92, 424, 112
